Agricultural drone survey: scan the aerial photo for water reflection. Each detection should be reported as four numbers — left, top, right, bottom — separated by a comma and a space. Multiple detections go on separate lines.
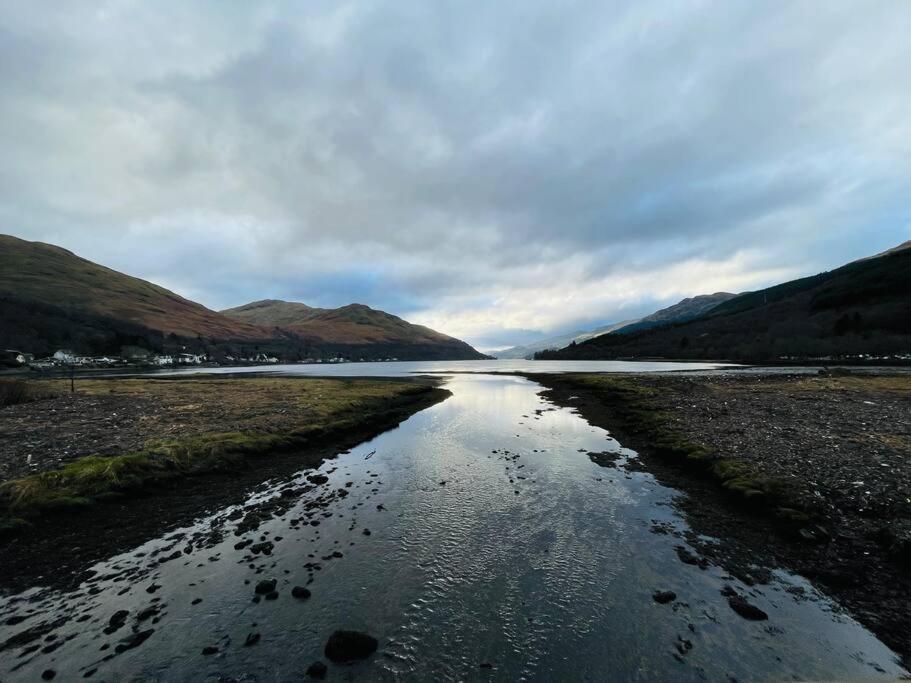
0, 375, 905, 681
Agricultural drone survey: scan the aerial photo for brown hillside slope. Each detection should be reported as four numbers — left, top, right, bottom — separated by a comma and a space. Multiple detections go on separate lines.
0, 234, 268, 340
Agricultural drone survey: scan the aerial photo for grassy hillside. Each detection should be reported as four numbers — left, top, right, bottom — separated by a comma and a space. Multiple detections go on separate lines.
0, 235, 267, 342
540, 246, 911, 361
0, 235, 485, 360
218, 300, 324, 327
222, 300, 486, 359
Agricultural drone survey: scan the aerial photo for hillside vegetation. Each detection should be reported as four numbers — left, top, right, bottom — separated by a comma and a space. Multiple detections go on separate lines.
0, 235, 484, 360
540, 246, 911, 361
222, 300, 485, 360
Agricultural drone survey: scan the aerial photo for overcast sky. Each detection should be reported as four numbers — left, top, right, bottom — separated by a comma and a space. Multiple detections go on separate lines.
2, 1, 910, 351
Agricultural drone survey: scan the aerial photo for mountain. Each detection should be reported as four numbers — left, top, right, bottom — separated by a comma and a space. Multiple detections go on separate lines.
538, 244, 911, 361
494, 320, 638, 359
0, 234, 485, 361
607, 293, 736, 336
496, 293, 735, 359
0, 234, 275, 357
222, 299, 485, 360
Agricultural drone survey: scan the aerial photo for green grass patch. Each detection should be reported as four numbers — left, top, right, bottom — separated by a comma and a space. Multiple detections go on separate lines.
0, 383, 448, 523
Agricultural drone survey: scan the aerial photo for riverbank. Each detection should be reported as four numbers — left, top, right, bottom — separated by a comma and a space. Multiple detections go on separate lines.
0, 376, 449, 587
528, 370, 911, 667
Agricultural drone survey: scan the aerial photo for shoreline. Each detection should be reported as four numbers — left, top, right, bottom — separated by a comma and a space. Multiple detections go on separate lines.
526, 370, 911, 667
0, 376, 450, 589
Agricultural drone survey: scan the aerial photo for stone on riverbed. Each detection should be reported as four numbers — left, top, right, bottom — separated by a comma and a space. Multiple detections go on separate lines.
306, 660, 328, 678
652, 590, 677, 604
292, 586, 312, 599
324, 630, 378, 662
727, 595, 768, 621
254, 578, 277, 595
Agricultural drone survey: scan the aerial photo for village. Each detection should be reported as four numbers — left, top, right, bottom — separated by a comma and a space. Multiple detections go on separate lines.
0, 347, 403, 372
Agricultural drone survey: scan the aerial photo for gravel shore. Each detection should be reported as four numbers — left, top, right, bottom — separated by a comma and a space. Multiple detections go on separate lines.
531, 369, 911, 668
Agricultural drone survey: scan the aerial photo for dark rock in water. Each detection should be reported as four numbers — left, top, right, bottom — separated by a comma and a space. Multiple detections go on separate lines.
292, 586, 312, 600
115, 629, 154, 653
306, 660, 328, 679
250, 541, 274, 555
136, 605, 158, 622
201, 645, 219, 655
675, 636, 693, 655
255, 578, 277, 595
362, 528, 371, 536
324, 630, 378, 662
727, 596, 768, 621
234, 539, 252, 550
191, 598, 202, 605
265, 590, 279, 601
588, 451, 622, 468
479, 662, 493, 669
308, 474, 330, 485
104, 609, 129, 634
675, 546, 708, 569
652, 590, 677, 604
244, 632, 261, 647
41, 670, 56, 681
145, 583, 161, 594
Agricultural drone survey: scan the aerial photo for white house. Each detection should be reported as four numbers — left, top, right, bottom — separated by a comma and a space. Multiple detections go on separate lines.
53, 349, 76, 363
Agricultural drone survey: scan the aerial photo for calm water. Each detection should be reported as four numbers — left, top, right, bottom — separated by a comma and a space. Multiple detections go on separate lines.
0, 374, 905, 681
148, 358, 738, 378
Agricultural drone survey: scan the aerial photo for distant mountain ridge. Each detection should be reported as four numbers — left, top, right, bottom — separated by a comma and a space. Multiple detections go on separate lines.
494, 320, 638, 359
0, 234, 485, 361
496, 293, 735, 359
608, 292, 736, 336
539, 243, 911, 361
222, 299, 483, 358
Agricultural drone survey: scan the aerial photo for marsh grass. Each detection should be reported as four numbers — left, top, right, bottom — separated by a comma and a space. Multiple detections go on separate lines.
559, 375, 809, 521
0, 378, 445, 522
0, 379, 57, 408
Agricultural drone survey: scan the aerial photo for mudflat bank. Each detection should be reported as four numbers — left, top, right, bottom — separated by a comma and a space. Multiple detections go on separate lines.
0, 376, 449, 587
529, 370, 911, 668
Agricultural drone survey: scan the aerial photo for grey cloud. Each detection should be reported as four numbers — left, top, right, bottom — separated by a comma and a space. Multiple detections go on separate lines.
1, 1, 909, 345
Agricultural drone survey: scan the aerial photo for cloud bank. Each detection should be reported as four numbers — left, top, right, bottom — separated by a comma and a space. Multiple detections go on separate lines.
2, 1, 909, 350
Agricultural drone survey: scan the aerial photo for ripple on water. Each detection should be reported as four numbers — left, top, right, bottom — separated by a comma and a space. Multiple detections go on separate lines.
0, 375, 906, 681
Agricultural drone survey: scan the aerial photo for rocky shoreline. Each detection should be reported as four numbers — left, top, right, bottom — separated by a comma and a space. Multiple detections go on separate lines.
0, 376, 449, 588
528, 370, 911, 669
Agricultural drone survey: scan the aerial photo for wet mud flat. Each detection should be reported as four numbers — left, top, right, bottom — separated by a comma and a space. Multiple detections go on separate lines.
530, 370, 911, 668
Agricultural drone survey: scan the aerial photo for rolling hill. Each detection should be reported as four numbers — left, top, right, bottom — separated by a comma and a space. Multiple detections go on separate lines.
538, 244, 911, 362
222, 300, 485, 360
0, 234, 485, 361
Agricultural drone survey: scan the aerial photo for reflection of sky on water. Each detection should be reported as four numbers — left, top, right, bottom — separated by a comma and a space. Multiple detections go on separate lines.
0, 375, 904, 681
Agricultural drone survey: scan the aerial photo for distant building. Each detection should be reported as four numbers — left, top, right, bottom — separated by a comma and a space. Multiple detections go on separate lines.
53, 349, 76, 363
2, 349, 32, 365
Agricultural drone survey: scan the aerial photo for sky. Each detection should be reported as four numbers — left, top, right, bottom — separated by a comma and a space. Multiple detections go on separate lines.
2, 1, 910, 352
